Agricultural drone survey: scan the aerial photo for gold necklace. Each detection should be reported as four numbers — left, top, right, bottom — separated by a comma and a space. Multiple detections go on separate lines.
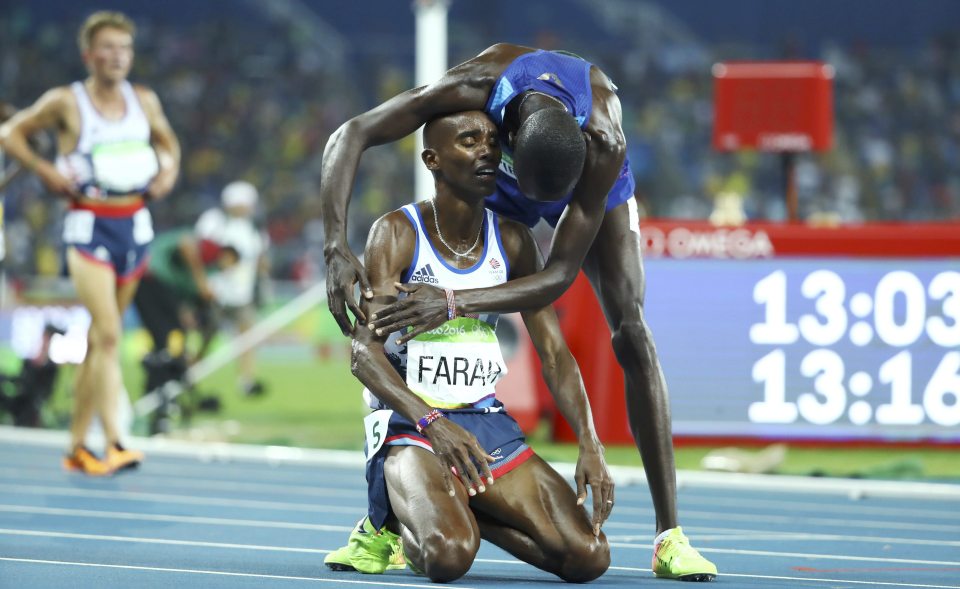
430, 198, 483, 259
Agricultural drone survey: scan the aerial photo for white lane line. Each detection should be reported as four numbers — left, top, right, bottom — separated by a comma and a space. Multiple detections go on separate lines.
4, 480, 952, 539
610, 505, 960, 534
0, 467, 361, 498
0, 460, 358, 486
0, 505, 352, 532
0, 504, 948, 549
609, 542, 960, 566
0, 484, 359, 514
609, 565, 960, 589
6, 425, 959, 502
8, 465, 956, 523
645, 525, 960, 548
708, 572, 960, 589
414, 557, 960, 589
0, 557, 453, 588
2, 533, 956, 588
3, 527, 956, 569
0, 528, 329, 553
607, 528, 960, 547
676, 495, 960, 521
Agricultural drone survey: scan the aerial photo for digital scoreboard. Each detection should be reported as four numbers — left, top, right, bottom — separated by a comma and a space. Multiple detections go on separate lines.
546, 221, 960, 445
647, 259, 958, 440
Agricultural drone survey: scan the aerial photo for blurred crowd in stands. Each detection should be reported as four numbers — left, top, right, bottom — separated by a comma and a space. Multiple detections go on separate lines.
2, 0, 958, 283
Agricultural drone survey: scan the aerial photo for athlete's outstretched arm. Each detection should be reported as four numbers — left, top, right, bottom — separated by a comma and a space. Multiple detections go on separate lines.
137, 86, 180, 201
350, 211, 496, 497
319, 56, 497, 336
502, 220, 614, 535
0, 88, 80, 199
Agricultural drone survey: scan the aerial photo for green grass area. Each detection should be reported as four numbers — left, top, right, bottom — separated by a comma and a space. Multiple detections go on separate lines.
168, 350, 960, 482
25, 333, 959, 482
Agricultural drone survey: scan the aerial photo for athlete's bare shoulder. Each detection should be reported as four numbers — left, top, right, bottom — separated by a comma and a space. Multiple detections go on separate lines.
585, 66, 624, 141
38, 85, 76, 113
13, 85, 77, 133
369, 208, 417, 249
366, 208, 419, 278
475, 43, 537, 64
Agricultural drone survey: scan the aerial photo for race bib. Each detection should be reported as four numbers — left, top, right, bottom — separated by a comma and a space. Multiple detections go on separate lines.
405, 318, 507, 407
62, 209, 96, 245
91, 140, 159, 193
364, 409, 394, 461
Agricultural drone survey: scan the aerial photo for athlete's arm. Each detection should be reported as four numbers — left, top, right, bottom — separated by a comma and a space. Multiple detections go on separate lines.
137, 86, 180, 201
502, 219, 614, 535
0, 88, 81, 199
319, 49, 504, 336
0, 104, 23, 192
351, 211, 496, 496
370, 80, 626, 343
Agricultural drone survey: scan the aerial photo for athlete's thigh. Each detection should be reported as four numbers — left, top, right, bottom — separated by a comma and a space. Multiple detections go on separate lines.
471, 454, 594, 547
115, 277, 141, 314
582, 196, 646, 329
383, 446, 477, 539
66, 247, 121, 330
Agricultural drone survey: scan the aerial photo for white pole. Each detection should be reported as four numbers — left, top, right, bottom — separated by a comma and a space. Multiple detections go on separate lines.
413, 0, 449, 201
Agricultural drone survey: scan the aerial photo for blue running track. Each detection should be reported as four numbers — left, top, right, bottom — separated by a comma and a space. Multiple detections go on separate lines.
0, 427, 958, 588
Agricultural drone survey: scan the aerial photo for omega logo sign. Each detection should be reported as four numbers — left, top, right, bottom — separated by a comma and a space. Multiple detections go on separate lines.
641, 227, 775, 259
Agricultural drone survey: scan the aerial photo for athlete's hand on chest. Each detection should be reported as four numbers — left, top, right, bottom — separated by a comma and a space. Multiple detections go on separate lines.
369, 283, 448, 344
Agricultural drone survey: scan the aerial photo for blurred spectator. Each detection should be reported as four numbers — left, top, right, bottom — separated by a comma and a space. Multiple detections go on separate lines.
1, 0, 958, 287
195, 180, 270, 397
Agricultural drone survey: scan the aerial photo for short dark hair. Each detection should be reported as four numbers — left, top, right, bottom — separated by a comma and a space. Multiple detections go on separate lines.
513, 108, 586, 201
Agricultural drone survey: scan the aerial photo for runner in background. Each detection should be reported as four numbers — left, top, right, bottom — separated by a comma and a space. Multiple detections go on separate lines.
0, 11, 180, 475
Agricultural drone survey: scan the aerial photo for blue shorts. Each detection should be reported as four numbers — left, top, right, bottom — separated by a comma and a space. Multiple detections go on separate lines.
365, 400, 534, 530
484, 156, 636, 228
62, 203, 153, 283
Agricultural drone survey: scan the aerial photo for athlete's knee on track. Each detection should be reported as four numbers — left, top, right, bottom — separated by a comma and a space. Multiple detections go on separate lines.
554, 531, 610, 583
419, 529, 479, 583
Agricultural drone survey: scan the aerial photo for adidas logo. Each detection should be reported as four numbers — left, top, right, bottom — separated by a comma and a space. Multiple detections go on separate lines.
409, 264, 439, 284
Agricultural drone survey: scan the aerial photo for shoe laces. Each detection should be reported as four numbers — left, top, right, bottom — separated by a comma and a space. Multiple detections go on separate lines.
655, 532, 689, 565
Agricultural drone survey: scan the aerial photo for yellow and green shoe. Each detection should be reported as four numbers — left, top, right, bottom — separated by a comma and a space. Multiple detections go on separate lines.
652, 527, 717, 582
324, 517, 406, 574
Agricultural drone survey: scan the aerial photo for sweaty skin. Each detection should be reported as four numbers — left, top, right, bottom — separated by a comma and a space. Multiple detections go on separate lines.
321, 43, 624, 336
351, 110, 610, 582
319, 43, 681, 537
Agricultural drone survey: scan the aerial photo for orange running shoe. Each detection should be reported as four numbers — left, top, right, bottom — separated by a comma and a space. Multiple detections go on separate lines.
63, 446, 113, 476
105, 443, 144, 472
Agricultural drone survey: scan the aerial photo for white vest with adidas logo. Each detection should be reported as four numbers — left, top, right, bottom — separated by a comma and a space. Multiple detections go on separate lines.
379, 203, 511, 409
